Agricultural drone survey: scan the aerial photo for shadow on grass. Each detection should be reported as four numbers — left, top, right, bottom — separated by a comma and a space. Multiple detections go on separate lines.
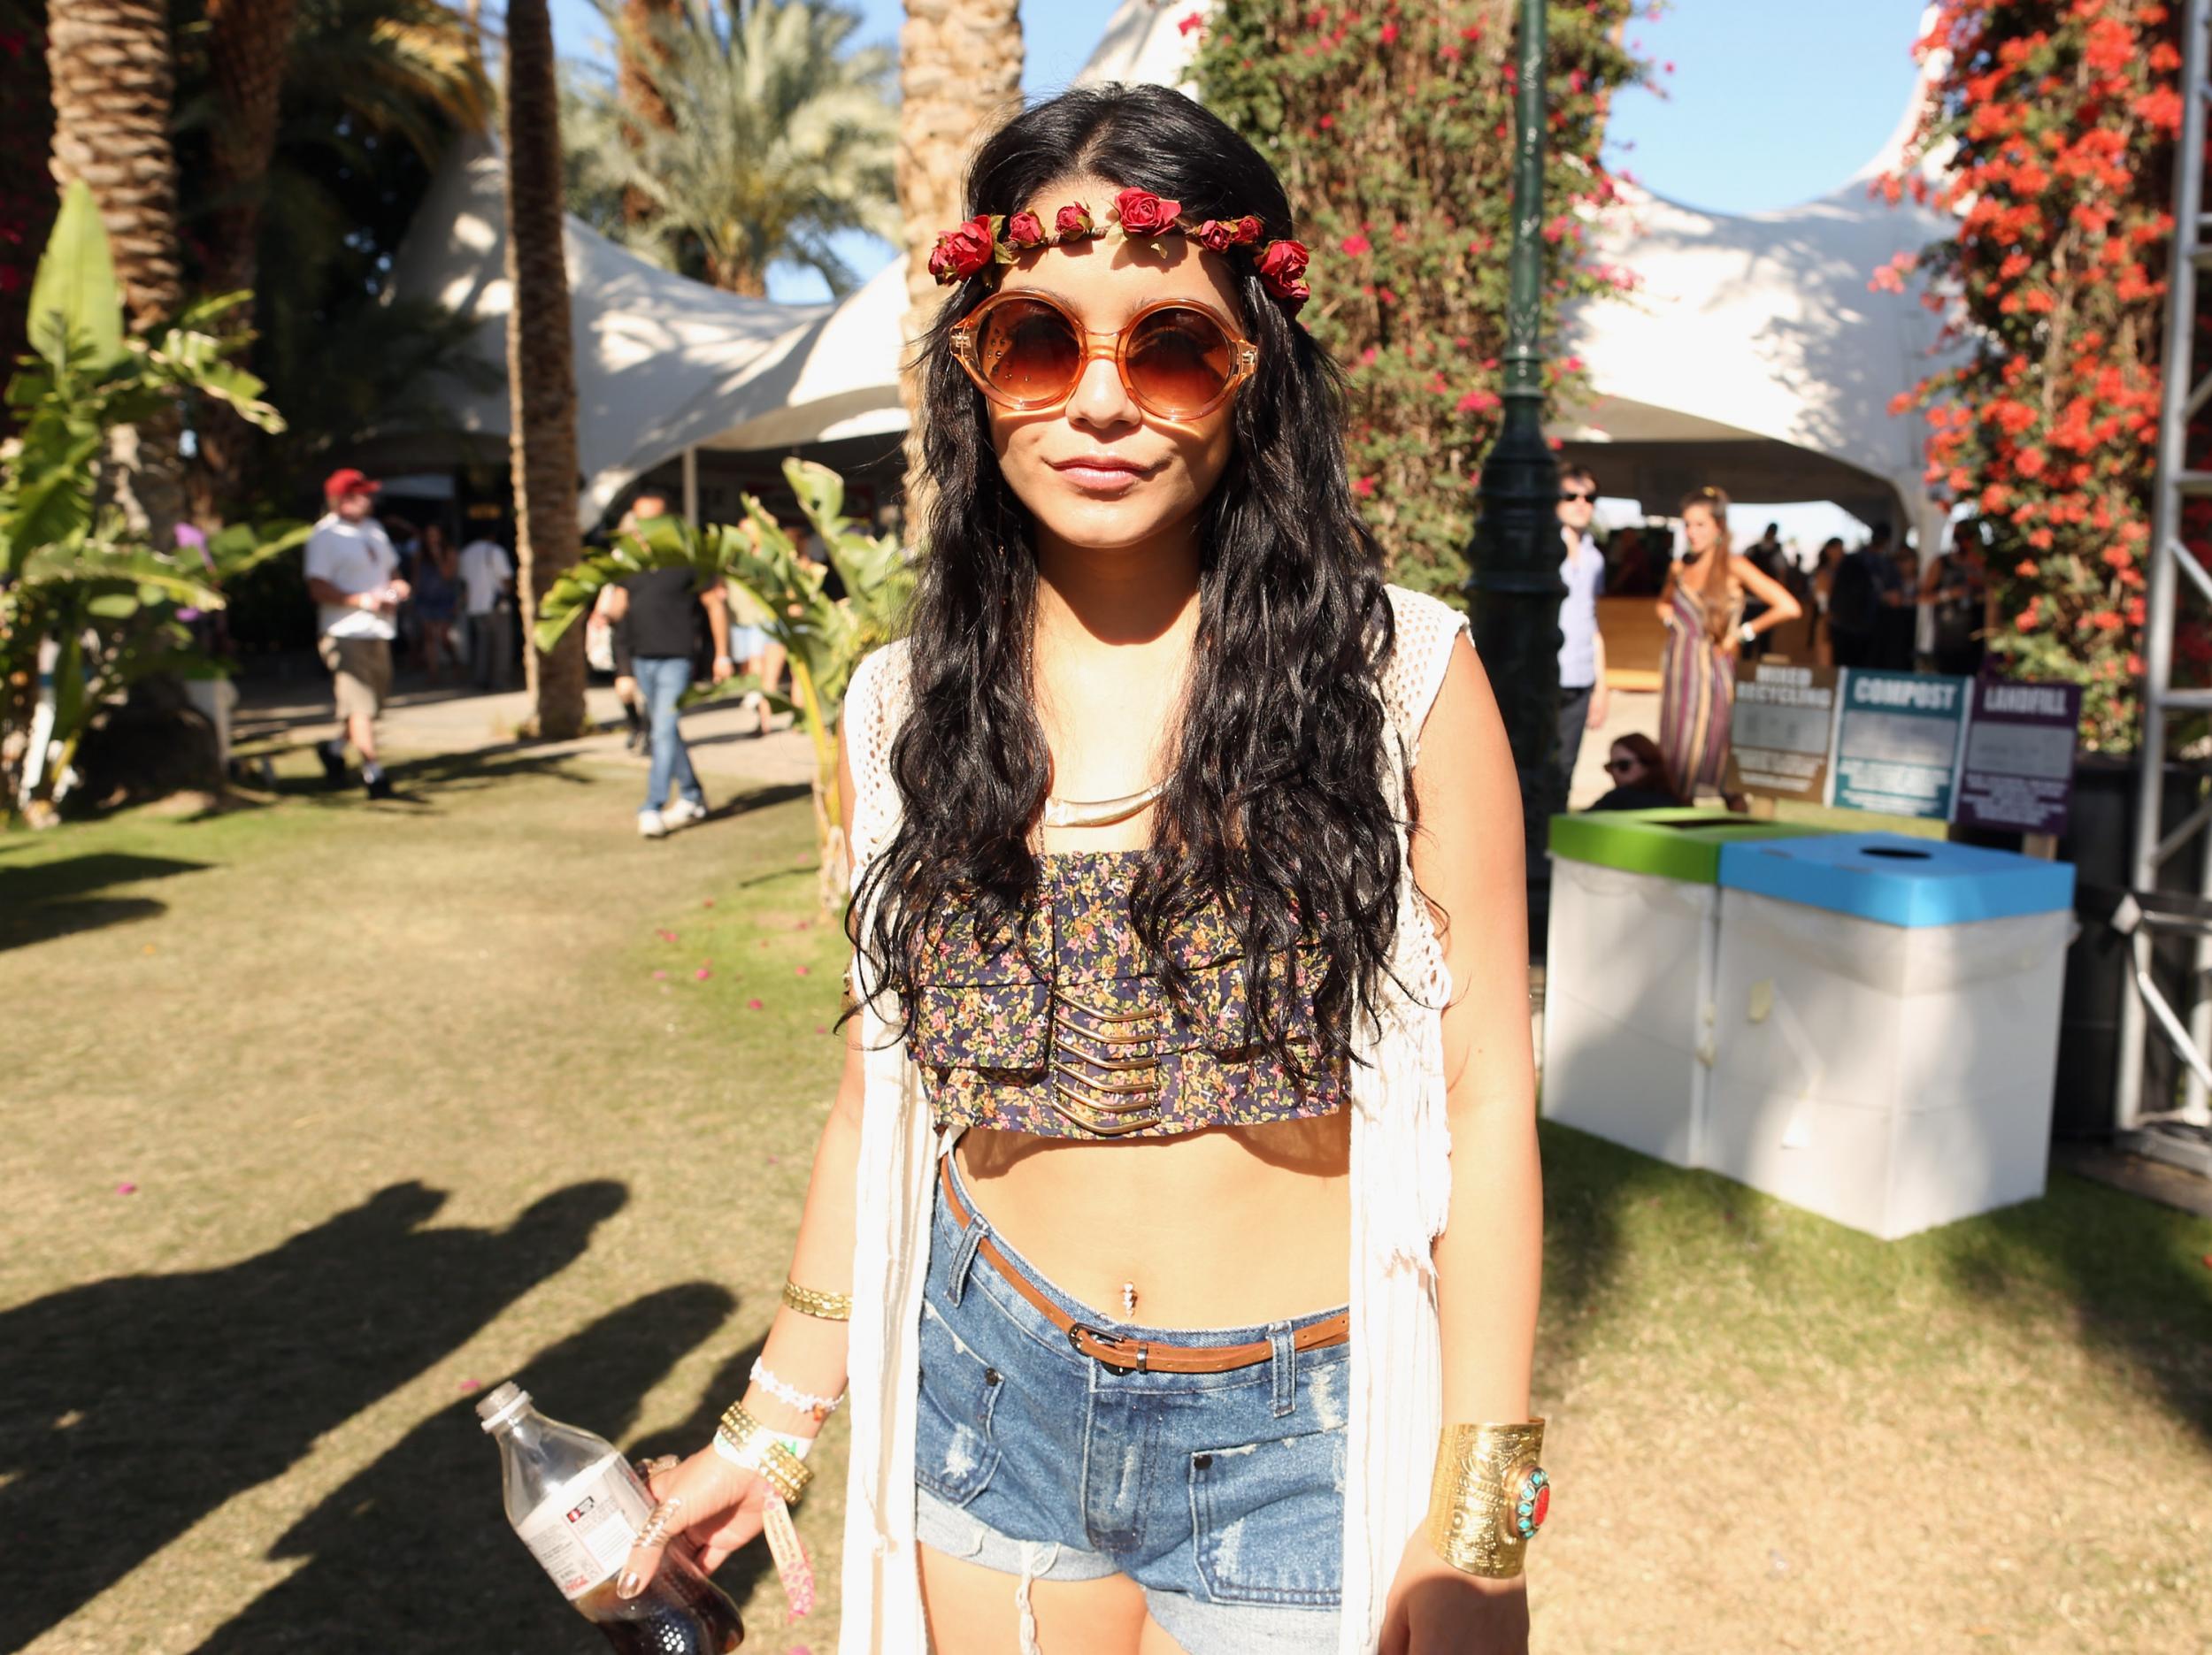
1540, 1120, 2212, 1449
706, 782, 811, 822
0, 853, 209, 952
1927, 1168, 2212, 1450
0, 1179, 626, 1649
196, 1283, 741, 1655
1535, 1121, 1685, 1378
252, 750, 598, 809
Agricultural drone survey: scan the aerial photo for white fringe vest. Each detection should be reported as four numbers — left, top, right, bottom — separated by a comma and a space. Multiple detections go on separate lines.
837, 585, 1468, 1654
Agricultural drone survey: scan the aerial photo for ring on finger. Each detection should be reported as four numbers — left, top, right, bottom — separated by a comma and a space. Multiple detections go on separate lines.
635, 1454, 682, 1479
633, 1497, 684, 1551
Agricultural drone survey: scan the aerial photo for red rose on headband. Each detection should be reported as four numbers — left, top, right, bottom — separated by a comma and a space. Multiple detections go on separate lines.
1115, 188, 1183, 236
1006, 211, 1048, 249
927, 214, 998, 283
1232, 216, 1263, 244
1055, 202, 1096, 239
1195, 218, 1238, 252
1256, 239, 1312, 310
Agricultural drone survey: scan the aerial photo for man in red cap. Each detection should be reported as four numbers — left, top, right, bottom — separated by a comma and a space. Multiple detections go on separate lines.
303, 468, 408, 798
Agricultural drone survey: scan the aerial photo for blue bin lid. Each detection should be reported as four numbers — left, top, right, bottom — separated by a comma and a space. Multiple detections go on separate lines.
1716, 832, 2076, 928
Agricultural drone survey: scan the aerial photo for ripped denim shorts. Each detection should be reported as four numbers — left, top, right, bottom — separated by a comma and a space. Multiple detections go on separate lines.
913, 1147, 1349, 1655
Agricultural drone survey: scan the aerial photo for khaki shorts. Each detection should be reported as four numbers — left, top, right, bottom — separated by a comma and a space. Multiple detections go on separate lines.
318, 634, 393, 721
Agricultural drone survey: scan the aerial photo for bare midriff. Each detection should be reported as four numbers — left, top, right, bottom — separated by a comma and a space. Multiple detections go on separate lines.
955, 1107, 1353, 1329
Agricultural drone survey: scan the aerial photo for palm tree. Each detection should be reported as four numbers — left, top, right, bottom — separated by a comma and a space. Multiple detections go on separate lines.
45, 0, 188, 542
895, 0, 1020, 512
565, 0, 897, 296
174, 0, 493, 517
503, 0, 588, 739
194, 0, 297, 524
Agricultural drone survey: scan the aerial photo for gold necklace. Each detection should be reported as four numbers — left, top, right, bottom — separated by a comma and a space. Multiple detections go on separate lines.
1041, 780, 1165, 829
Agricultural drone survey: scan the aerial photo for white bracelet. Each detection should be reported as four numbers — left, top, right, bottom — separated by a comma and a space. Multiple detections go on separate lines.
752, 1359, 845, 1421
712, 1425, 813, 1465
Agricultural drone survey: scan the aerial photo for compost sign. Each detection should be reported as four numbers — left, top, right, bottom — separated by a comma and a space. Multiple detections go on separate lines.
1830, 670, 1970, 819
1955, 679, 2083, 835
1727, 661, 1839, 803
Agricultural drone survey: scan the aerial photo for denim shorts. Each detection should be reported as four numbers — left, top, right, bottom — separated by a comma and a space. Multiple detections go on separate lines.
913, 1147, 1349, 1654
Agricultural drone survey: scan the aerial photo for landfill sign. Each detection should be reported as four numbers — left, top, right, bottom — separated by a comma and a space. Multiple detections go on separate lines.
1955, 679, 2083, 835
1830, 670, 1970, 818
1726, 660, 1839, 803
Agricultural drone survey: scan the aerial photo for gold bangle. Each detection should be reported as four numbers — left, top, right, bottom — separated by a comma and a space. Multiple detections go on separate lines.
1425, 1421, 1550, 1579
716, 1400, 813, 1504
781, 1279, 853, 1322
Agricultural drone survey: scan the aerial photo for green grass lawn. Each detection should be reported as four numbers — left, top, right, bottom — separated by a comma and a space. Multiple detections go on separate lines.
3, 753, 2208, 1654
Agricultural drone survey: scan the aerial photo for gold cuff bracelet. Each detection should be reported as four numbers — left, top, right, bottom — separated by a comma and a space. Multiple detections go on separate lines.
1425, 1421, 1550, 1579
781, 1279, 853, 1322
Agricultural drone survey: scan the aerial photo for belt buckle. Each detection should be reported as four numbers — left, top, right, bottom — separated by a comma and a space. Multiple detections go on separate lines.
1067, 1322, 1146, 1373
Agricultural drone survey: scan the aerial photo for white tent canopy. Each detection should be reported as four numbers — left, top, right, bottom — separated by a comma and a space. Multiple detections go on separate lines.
1562, 49, 1955, 548
386, 136, 841, 526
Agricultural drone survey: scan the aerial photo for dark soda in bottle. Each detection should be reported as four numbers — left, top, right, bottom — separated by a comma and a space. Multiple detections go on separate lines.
478, 1381, 742, 1652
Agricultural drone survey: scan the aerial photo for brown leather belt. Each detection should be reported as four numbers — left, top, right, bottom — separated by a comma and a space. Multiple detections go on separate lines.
937, 1153, 1352, 1375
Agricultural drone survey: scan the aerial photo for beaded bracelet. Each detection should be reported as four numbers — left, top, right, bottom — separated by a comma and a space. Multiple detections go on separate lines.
752, 1359, 845, 1422
714, 1400, 813, 1504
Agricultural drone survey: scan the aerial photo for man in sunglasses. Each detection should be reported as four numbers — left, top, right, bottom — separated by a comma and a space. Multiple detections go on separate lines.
1555, 465, 1609, 802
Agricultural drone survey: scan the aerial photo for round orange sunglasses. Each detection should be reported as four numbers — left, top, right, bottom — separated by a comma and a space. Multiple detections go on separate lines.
949, 291, 1259, 421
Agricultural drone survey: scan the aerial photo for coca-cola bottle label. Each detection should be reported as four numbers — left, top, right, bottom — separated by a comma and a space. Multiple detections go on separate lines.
514, 1452, 656, 1600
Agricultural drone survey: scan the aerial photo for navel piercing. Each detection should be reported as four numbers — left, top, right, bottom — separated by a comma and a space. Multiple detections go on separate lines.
1122, 1282, 1138, 1315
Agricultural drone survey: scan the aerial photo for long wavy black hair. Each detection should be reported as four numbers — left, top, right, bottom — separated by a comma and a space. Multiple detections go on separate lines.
854, 84, 1409, 1076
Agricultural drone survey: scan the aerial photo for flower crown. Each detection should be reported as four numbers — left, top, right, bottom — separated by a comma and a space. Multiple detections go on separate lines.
928, 188, 1312, 314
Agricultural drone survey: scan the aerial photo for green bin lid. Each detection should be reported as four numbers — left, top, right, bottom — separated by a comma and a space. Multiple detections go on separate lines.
1548, 808, 1833, 885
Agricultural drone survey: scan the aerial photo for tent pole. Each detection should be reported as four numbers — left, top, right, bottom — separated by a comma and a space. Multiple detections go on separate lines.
682, 445, 700, 525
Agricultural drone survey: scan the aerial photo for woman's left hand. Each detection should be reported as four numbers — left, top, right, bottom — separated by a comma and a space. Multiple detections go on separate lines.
1377, 1529, 1530, 1654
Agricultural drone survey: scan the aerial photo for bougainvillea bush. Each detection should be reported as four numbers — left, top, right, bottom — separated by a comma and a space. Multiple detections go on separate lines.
1886, 0, 2184, 751
1193, 2, 1647, 599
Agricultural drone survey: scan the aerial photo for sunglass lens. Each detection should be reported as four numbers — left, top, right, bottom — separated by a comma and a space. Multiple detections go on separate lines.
976, 298, 1082, 404
1561, 490, 1594, 502
1125, 306, 1235, 416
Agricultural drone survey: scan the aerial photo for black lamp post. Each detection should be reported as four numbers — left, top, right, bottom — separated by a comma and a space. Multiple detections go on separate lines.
1466, 0, 1564, 901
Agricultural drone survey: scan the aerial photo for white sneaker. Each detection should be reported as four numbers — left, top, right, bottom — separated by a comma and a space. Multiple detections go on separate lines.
637, 809, 668, 839
663, 796, 708, 829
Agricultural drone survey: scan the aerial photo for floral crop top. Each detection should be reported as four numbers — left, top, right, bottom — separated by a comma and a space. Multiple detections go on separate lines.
909, 850, 1345, 1139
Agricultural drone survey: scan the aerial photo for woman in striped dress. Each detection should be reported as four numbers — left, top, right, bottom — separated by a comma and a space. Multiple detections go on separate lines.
1656, 487, 1802, 802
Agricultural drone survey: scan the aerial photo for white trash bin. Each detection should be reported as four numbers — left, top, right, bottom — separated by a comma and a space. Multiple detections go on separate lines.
1708, 833, 2076, 1239
1542, 810, 1830, 1168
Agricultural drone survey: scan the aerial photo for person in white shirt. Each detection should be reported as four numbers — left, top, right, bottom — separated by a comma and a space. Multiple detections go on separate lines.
456, 531, 518, 691
1555, 464, 1609, 804
303, 468, 408, 799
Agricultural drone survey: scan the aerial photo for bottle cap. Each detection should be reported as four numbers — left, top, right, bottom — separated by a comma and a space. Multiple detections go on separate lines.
475, 1381, 529, 1431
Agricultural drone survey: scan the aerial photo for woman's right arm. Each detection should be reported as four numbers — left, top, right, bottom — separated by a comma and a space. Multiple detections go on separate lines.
618, 726, 871, 1587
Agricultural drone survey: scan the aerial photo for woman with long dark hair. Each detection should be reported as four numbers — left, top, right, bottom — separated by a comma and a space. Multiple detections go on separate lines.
1657, 486, 1801, 803
618, 86, 1544, 1655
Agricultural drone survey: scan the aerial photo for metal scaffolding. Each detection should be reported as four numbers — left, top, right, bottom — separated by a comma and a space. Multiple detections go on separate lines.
2124, 0, 2212, 1174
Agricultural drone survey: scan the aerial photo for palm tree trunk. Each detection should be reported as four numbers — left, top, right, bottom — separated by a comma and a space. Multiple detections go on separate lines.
896, 0, 1022, 525
191, 0, 298, 525
501, 0, 587, 739
617, 0, 676, 227
45, 0, 188, 544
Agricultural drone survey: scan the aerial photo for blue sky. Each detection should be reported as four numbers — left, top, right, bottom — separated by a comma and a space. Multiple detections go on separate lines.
546, 1, 1932, 304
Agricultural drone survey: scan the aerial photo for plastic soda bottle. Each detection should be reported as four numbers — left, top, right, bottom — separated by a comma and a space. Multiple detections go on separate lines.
478, 1382, 743, 1651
